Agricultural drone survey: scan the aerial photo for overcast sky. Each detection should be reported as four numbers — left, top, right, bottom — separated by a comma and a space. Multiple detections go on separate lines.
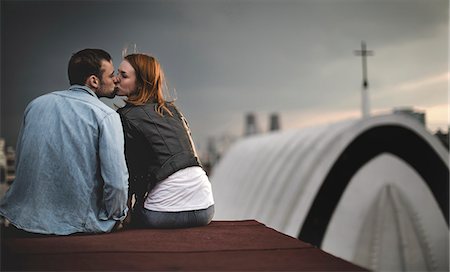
1, 0, 448, 153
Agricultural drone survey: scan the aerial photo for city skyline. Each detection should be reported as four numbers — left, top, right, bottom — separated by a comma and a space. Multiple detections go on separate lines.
1, 0, 448, 152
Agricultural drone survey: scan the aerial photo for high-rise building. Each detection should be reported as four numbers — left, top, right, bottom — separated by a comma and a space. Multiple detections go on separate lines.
269, 113, 280, 131
244, 113, 259, 136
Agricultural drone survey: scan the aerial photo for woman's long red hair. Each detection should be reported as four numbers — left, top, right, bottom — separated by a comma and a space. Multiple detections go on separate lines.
125, 54, 172, 116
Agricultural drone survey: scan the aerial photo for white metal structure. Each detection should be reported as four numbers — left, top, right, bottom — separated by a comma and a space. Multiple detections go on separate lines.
211, 114, 449, 271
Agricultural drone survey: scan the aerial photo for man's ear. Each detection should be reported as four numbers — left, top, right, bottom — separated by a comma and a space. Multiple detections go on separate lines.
86, 75, 100, 89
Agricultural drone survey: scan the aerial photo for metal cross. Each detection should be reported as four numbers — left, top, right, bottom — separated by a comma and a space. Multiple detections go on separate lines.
354, 41, 374, 89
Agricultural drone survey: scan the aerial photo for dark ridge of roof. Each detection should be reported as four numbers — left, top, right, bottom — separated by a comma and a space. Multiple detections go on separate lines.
1, 220, 366, 271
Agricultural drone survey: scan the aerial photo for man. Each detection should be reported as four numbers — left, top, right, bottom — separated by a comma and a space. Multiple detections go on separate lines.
0, 49, 129, 235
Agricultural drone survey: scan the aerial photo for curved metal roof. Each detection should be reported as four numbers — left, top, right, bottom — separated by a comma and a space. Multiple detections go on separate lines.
211, 114, 448, 271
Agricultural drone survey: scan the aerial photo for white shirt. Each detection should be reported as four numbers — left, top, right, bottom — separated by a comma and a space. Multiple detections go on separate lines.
144, 166, 214, 212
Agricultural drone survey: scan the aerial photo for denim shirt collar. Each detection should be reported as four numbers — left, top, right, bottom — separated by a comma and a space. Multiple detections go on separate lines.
69, 85, 98, 98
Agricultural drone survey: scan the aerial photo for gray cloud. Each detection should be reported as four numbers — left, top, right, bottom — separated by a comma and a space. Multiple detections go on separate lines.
1, 0, 448, 150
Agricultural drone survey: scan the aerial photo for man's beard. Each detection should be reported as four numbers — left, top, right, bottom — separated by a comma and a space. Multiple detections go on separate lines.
97, 82, 117, 98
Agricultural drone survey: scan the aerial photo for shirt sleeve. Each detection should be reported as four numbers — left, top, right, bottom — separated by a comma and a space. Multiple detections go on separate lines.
98, 112, 129, 221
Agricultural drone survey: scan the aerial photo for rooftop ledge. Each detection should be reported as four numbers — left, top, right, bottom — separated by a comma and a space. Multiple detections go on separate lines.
1, 220, 366, 271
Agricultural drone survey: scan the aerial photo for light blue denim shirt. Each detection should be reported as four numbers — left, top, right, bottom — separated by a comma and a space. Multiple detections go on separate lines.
0, 85, 129, 235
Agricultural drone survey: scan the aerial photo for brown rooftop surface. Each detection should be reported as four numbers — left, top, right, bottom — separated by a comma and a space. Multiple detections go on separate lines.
1, 220, 366, 271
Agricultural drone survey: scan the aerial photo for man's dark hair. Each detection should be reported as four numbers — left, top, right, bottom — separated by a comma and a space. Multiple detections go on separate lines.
68, 49, 112, 86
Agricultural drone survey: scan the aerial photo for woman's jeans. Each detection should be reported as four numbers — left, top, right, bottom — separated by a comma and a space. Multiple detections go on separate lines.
132, 204, 215, 229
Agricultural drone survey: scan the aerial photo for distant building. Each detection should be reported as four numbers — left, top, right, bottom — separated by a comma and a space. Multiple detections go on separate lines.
393, 107, 426, 126
202, 134, 238, 175
435, 128, 449, 150
392, 107, 448, 150
269, 113, 281, 131
0, 138, 6, 183
6, 146, 16, 184
207, 112, 282, 173
244, 113, 260, 136
201, 137, 220, 175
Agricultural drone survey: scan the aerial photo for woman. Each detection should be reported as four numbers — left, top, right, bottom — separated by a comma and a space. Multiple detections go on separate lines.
116, 53, 214, 228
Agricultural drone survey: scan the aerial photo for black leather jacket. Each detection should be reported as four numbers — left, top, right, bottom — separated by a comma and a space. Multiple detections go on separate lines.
117, 102, 202, 198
